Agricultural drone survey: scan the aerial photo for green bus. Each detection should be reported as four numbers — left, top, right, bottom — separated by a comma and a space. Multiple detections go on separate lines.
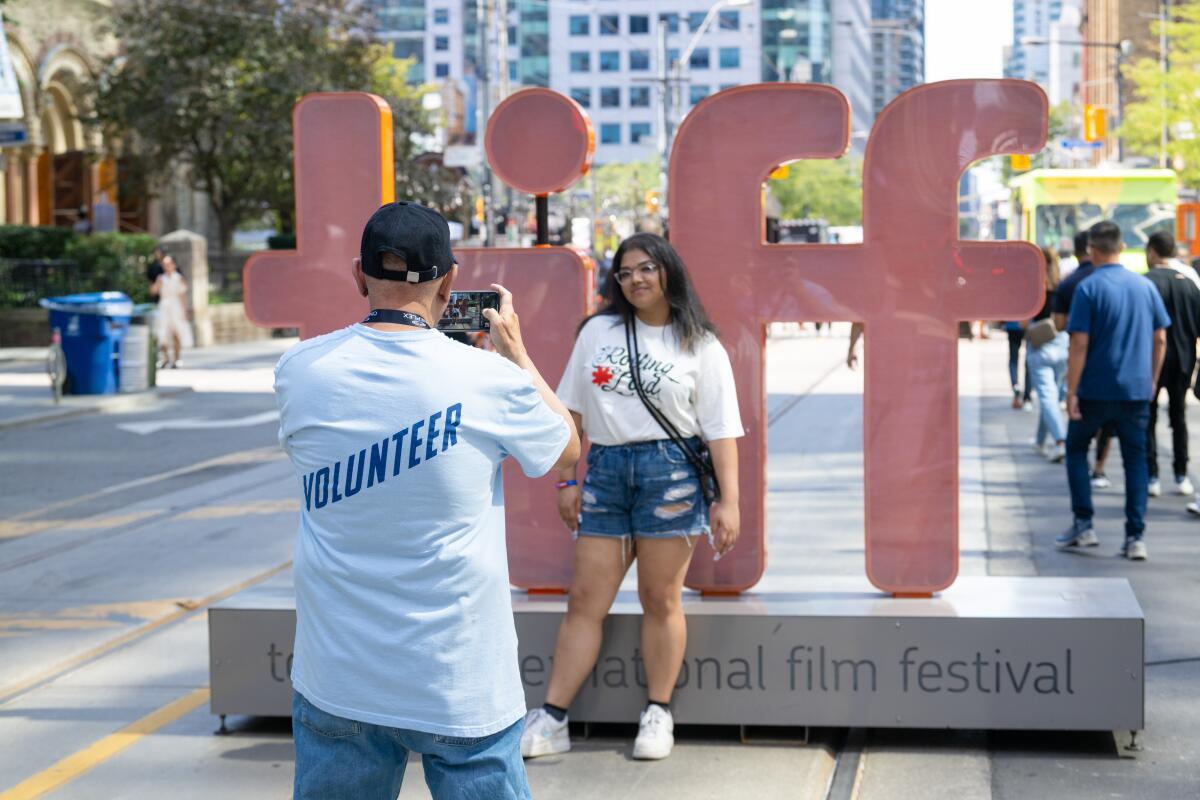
1009, 168, 1177, 271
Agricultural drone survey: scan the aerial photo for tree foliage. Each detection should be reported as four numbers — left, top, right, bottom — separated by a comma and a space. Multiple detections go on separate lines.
87, 0, 458, 251
1122, 2, 1200, 186
767, 159, 863, 225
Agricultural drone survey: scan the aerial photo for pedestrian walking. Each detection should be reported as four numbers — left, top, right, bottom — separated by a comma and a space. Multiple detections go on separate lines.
520, 232, 743, 762
1143, 231, 1200, 497
1053, 230, 1114, 488
1004, 319, 1032, 410
150, 253, 192, 368
1025, 246, 1068, 462
275, 201, 580, 799
145, 245, 165, 305
1058, 221, 1170, 561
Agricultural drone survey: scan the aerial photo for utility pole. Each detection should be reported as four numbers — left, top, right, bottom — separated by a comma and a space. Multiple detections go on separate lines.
1160, 0, 1169, 168
477, 0, 495, 246
656, 21, 671, 226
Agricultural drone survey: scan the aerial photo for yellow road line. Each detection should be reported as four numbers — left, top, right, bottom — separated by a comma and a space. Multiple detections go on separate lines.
0, 560, 292, 707
5, 446, 283, 524
0, 687, 211, 800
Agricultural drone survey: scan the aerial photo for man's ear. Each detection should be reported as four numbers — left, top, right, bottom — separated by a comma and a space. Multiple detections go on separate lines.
352, 257, 368, 298
438, 264, 458, 302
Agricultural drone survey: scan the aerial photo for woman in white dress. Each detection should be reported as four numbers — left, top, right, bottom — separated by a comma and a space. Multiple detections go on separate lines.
151, 253, 193, 368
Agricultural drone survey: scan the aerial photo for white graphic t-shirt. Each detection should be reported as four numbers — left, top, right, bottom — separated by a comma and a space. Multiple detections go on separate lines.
557, 315, 743, 446
274, 324, 570, 737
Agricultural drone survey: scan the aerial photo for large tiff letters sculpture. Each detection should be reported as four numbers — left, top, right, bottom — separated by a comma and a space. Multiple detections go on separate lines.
671, 81, 1047, 594
243, 91, 592, 590
245, 81, 1048, 597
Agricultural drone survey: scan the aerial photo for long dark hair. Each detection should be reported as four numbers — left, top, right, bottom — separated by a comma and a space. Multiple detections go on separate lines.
581, 232, 717, 352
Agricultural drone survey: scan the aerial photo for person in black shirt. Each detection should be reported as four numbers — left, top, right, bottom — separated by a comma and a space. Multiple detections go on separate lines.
146, 245, 166, 304
1144, 232, 1200, 497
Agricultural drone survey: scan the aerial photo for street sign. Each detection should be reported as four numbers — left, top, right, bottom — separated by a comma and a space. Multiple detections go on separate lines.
443, 145, 482, 168
1083, 105, 1106, 142
0, 121, 27, 145
1059, 138, 1103, 149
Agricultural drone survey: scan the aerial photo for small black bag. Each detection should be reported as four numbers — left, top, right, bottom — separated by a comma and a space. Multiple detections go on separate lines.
624, 318, 720, 505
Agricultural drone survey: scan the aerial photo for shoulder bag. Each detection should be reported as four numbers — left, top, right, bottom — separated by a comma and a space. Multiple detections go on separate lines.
624, 317, 720, 505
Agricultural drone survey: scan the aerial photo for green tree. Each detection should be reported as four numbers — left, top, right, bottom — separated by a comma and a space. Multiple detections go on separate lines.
87, 0, 457, 252
767, 159, 863, 225
1121, 2, 1200, 186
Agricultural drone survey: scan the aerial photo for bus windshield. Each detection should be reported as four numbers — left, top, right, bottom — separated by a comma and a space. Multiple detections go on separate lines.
1035, 203, 1174, 250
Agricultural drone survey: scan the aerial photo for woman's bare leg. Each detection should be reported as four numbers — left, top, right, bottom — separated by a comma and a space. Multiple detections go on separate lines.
635, 537, 695, 703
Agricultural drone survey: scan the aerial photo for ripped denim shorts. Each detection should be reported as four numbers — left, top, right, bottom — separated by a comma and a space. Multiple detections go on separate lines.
579, 437, 710, 540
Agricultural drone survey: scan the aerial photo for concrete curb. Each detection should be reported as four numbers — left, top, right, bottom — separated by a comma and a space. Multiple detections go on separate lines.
0, 386, 192, 432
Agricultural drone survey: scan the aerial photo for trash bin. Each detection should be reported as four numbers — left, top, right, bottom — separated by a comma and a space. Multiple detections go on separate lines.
39, 292, 133, 395
120, 304, 157, 393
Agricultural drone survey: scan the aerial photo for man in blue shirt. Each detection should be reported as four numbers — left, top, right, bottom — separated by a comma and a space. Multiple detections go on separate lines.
1059, 221, 1170, 560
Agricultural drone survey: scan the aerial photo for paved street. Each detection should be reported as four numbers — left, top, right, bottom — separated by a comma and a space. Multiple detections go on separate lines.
0, 329, 1197, 798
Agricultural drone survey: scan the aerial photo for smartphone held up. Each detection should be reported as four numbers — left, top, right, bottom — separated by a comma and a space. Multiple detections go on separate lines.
438, 291, 500, 333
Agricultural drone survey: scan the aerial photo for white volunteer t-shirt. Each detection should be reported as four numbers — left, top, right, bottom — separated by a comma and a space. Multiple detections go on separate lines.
557, 315, 743, 446
274, 324, 570, 737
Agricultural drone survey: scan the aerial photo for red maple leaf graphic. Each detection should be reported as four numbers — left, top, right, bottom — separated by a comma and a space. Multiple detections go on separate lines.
591, 366, 614, 386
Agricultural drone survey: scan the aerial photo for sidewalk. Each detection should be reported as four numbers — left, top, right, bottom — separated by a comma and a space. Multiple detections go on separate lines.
0, 338, 294, 430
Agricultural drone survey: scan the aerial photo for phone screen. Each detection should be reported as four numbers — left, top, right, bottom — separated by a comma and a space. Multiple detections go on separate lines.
438, 291, 500, 332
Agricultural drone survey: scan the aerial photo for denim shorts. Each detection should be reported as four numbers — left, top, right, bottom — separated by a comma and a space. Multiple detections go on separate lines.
579, 437, 710, 539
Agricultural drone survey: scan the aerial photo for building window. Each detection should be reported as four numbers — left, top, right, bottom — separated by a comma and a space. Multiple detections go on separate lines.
689, 48, 709, 69
668, 48, 680, 68
435, 63, 450, 78
718, 10, 739, 30
629, 49, 650, 71
599, 14, 619, 35
570, 51, 590, 72
688, 11, 706, 32
570, 87, 592, 108
630, 122, 652, 143
435, 36, 449, 51
569, 15, 589, 35
720, 83, 737, 92
600, 50, 620, 71
658, 12, 679, 33
433, 8, 449, 24
629, 86, 651, 107
600, 123, 621, 144
600, 87, 620, 107
629, 14, 649, 34
689, 84, 709, 105
508, 25, 517, 45
719, 47, 739, 69
509, 61, 518, 81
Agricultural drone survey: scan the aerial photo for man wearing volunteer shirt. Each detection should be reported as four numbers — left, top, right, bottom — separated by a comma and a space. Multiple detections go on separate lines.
274, 201, 580, 799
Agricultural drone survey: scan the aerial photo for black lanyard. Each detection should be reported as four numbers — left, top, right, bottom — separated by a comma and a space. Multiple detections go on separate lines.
362, 309, 431, 329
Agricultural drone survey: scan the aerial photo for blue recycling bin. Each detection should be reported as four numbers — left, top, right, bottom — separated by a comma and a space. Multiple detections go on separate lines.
39, 292, 133, 395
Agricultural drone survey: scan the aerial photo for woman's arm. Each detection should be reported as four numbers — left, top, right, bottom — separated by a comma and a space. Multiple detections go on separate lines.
150, 276, 162, 297
847, 322, 864, 369
708, 437, 739, 556
555, 412, 585, 532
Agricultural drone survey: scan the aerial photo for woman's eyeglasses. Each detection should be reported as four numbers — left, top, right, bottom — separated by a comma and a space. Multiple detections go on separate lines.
615, 262, 660, 284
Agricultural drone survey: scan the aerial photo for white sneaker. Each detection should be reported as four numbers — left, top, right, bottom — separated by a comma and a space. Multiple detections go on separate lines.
632, 705, 674, 760
520, 708, 570, 758
1125, 540, 1148, 561
1176, 476, 1195, 495
1148, 478, 1162, 497
1045, 442, 1066, 463
1187, 499, 1200, 517
1091, 473, 1112, 489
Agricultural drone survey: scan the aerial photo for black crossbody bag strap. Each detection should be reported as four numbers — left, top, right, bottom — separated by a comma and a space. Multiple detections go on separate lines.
624, 318, 719, 503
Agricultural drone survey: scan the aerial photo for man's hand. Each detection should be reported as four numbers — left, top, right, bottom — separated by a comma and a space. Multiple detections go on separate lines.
1068, 392, 1082, 421
710, 500, 740, 556
483, 284, 528, 365
556, 485, 581, 533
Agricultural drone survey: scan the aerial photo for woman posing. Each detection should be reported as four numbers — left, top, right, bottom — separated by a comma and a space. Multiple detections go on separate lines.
520, 233, 743, 761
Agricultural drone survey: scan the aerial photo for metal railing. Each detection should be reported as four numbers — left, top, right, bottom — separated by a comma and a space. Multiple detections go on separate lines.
0, 259, 84, 309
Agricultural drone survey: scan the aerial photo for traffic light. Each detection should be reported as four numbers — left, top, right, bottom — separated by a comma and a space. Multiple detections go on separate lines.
644, 189, 660, 215
1083, 105, 1106, 142
1010, 154, 1031, 171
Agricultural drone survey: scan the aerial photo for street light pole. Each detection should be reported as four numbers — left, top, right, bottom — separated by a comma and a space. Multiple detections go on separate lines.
656, 21, 671, 226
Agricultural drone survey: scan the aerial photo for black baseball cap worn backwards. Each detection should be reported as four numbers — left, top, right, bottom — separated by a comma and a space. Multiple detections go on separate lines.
360, 201, 457, 283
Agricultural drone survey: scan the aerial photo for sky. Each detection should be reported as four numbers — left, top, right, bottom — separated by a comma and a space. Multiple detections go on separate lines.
924, 0, 1014, 82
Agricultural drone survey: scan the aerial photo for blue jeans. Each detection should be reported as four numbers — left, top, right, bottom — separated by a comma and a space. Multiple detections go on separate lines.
292, 692, 531, 800
579, 437, 709, 539
1027, 332, 1068, 445
1065, 399, 1151, 539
